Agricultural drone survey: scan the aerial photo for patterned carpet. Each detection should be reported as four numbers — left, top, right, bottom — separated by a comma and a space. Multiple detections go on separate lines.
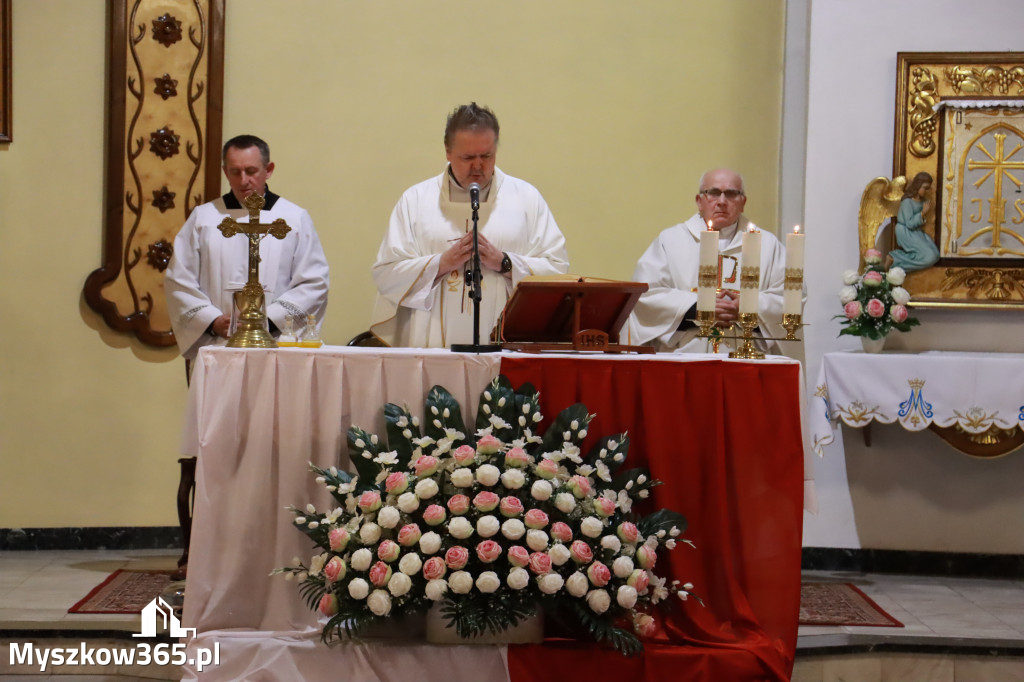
799, 582, 903, 627
67, 569, 175, 614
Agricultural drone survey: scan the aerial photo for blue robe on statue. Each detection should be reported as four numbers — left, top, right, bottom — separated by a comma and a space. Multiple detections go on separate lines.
890, 197, 939, 272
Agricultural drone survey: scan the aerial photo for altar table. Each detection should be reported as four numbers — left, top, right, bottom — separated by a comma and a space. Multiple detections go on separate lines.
180, 347, 805, 681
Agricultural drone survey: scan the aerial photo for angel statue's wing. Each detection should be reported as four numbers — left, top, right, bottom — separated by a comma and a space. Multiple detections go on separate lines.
857, 176, 906, 270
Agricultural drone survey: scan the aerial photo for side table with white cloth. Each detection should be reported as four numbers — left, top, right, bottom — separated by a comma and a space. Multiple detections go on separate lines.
810, 350, 1024, 458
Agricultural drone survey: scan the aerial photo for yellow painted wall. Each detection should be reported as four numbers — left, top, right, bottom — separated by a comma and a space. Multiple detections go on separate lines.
0, 0, 784, 528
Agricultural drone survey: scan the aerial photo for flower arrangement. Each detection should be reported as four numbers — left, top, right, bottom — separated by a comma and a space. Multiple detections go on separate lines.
836, 248, 920, 339
274, 375, 696, 655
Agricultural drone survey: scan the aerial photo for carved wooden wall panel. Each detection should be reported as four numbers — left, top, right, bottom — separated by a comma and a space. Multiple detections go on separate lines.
84, 0, 224, 346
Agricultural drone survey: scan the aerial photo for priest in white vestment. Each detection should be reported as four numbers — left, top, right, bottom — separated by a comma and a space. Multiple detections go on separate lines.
371, 103, 569, 348
630, 168, 798, 354
165, 135, 330, 361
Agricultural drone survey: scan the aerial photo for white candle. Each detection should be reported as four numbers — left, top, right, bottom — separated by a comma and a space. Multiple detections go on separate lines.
739, 227, 761, 315
784, 225, 804, 315
697, 226, 718, 312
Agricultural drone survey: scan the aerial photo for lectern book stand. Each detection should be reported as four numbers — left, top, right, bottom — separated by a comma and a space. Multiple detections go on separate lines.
495, 276, 654, 354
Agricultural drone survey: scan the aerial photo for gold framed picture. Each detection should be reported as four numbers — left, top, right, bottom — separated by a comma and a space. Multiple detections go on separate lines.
0, 0, 11, 143
892, 52, 1024, 309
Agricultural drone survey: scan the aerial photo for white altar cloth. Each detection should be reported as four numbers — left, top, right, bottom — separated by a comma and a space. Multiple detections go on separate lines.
810, 350, 1024, 454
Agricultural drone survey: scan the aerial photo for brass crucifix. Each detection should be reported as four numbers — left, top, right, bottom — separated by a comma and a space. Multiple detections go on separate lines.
217, 192, 292, 348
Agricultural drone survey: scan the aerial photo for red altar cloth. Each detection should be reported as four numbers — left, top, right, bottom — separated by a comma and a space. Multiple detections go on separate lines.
500, 356, 804, 682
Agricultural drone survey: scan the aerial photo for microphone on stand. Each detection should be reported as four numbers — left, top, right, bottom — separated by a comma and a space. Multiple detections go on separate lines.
469, 182, 481, 211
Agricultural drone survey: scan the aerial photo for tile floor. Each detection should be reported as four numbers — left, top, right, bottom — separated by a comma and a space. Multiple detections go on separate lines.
0, 551, 1022, 680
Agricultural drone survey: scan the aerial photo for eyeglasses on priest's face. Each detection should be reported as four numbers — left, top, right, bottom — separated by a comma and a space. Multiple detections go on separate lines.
699, 188, 745, 201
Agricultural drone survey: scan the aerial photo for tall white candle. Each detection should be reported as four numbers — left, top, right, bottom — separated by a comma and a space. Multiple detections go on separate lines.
739, 227, 761, 315
784, 225, 805, 315
697, 226, 718, 312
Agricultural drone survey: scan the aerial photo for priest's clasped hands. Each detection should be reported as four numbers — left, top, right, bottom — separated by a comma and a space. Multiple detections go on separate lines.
714, 289, 740, 328
437, 231, 509, 281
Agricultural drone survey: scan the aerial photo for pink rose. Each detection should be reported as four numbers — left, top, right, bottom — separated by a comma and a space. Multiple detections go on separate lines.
862, 271, 884, 287
535, 459, 559, 480
473, 491, 500, 512
423, 556, 447, 580
528, 551, 553, 575
397, 523, 422, 547
476, 434, 502, 455
446, 494, 470, 516
627, 568, 650, 592
570, 540, 594, 564
843, 300, 863, 319
414, 455, 440, 477
445, 546, 470, 570
864, 248, 883, 264
567, 475, 592, 499
452, 444, 476, 465
369, 561, 392, 587
499, 496, 524, 517
385, 472, 408, 495
594, 497, 616, 518
524, 509, 549, 529
318, 593, 339, 617
323, 556, 346, 583
328, 527, 350, 552
504, 447, 530, 469
636, 545, 658, 570
890, 304, 908, 323
377, 539, 400, 562
423, 504, 447, 526
508, 545, 530, 568
633, 613, 658, 638
866, 298, 885, 318
587, 561, 611, 587
550, 522, 573, 543
358, 490, 382, 513
617, 522, 639, 544
476, 539, 503, 563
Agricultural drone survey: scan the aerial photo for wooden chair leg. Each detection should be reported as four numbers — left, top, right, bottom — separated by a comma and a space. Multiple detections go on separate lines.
176, 456, 197, 569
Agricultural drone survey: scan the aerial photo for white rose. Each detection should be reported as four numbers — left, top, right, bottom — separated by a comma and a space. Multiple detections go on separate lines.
554, 493, 576, 514
843, 269, 860, 285
350, 548, 373, 572
892, 286, 911, 305
397, 492, 420, 513
425, 578, 448, 601
538, 572, 564, 595
476, 571, 501, 593
507, 567, 531, 590
367, 589, 392, 616
377, 506, 401, 529
448, 517, 474, 540
476, 515, 500, 538
348, 577, 370, 600
359, 522, 382, 545
586, 589, 611, 614
612, 556, 634, 578
526, 529, 549, 552
451, 468, 475, 487
838, 285, 858, 304
448, 570, 474, 594
580, 516, 604, 538
419, 531, 442, 555
548, 543, 571, 566
500, 469, 526, 489
309, 552, 327, 576
399, 552, 422, 576
601, 535, 622, 554
388, 572, 413, 597
530, 480, 553, 501
415, 478, 439, 499
501, 518, 526, 540
566, 571, 589, 598
476, 464, 501, 486
886, 267, 906, 285
616, 584, 638, 609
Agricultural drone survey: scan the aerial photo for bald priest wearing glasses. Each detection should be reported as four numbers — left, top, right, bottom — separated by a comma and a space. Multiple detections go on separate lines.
628, 168, 790, 354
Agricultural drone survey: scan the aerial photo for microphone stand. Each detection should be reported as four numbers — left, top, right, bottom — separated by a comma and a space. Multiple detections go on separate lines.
451, 185, 502, 354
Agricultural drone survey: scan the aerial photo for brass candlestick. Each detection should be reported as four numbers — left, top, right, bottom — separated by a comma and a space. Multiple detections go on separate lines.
782, 313, 803, 340
217, 193, 292, 348
728, 312, 764, 359
695, 309, 716, 338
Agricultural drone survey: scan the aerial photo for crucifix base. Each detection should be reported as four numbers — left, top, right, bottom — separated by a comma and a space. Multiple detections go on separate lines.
227, 284, 277, 349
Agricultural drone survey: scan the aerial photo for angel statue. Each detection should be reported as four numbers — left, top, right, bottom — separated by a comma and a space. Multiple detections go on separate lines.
889, 172, 940, 272
857, 175, 905, 272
